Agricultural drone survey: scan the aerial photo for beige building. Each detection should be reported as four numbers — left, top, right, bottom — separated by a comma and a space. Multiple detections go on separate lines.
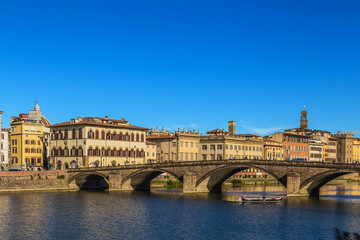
199, 122, 264, 161
146, 141, 156, 163
263, 138, 283, 160
49, 116, 148, 169
334, 132, 354, 163
353, 138, 360, 164
147, 127, 200, 162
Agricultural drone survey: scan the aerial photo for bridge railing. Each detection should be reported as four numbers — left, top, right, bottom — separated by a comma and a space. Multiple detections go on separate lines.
66, 158, 360, 172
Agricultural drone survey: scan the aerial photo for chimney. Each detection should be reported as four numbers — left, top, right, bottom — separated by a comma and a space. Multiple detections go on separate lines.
228, 121, 236, 136
105, 116, 108, 119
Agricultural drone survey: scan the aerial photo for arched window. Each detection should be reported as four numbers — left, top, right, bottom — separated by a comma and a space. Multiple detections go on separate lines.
130, 149, 134, 157
59, 130, 63, 139
71, 147, 76, 156
79, 129, 82, 139
119, 132, 123, 141
95, 130, 99, 139
78, 147, 83, 156
101, 131, 105, 139
72, 129, 76, 139
106, 132, 111, 140
112, 148, 117, 156
59, 147, 63, 156
141, 134, 144, 142
88, 147, 93, 156
25, 147, 30, 153
131, 133, 134, 141
136, 134, 139, 142
136, 149, 139, 157
37, 140, 41, 145
88, 130, 93, 139
107, 148, 111, 156
31, 140, 36, 145
125, 149, 129, 157
37, 148, 41, 153
95, 147, 99, 156
141, 150, 145, 157
64, 147, 69, 156
101, 147, 105, 156
64, 129, 68, 139
112, 132, 116, 140
119, 148, 123, 156
31, 148, 35, 153
125, 133, 129, 141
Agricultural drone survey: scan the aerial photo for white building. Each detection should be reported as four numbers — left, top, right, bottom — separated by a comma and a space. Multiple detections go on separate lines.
309, 139, 323, 162
0, 111, 10, 168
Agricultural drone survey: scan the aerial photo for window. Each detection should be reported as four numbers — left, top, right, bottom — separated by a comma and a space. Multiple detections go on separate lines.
217, 145, 222, 150
31, 140, 36, 145
202, 145, 207, 150
25, 148, 30, 153
25, 140, 30, 145
37, 158, 41, 163
210, 145, 215, 150
88, 131, 93, 139
190, 142, 194, 148
172, 142, 176, 147
185, 142, 188, 148
37, 148, 41, 153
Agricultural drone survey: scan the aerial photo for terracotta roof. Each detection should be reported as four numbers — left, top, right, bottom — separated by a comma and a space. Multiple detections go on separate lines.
206, 129, 228, 134
50, 117, 148, 131
41, 116, 51, 127
147, 134, 176, 140
236, 134, 261, 138
283, 132, 309, 137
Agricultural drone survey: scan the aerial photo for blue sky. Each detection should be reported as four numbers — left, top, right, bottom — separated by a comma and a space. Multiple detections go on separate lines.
0, 1, 359, 135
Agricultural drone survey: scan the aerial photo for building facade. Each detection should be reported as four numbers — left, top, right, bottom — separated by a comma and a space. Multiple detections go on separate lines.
334, 132, 354, 163
50, 116, 148, 169
353, 138, 360, 164
0, 111, 10, 168
10, 114, 44, 169
145, 141, 156, 163
263, 138, 283, 160
199, 122, 264, 161
273, 132, 309, 161
146, 127, 200, 162
309, 140, 323, 162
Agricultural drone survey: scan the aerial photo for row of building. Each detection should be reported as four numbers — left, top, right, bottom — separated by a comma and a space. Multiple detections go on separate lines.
0, 104, 359, 170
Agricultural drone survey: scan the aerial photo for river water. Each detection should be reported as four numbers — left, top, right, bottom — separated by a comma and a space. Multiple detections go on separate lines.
0, 183, 359, 240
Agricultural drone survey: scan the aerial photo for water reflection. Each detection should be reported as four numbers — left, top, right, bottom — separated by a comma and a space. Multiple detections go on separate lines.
0, 183, 359, 240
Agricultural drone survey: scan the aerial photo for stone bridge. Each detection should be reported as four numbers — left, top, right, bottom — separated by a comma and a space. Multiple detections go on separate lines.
66, 159, 360, 196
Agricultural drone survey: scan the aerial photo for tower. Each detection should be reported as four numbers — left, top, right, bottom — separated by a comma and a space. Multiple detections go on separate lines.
228, 121, 236, 136
300, 106, 308, 131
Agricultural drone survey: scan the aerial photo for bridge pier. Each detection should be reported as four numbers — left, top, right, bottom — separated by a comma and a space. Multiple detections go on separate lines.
183, 174, 197, 193
286, 172, 309, 197
108, 172, 123, 191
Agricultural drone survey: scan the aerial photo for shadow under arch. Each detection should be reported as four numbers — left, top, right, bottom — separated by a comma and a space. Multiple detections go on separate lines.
122, 168, 182, 191
68, 172, 110, 190
300, 170, 354, 196
196, 165, 287, 193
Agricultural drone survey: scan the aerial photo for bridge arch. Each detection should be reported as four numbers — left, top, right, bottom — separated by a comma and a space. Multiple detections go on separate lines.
68, 172, 110, 190
122, 168, 182, 191
196, 164, 286, 193
300, 170, 354, 196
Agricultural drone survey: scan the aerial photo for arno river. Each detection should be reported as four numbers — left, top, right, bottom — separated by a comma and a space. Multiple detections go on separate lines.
0, 183, 359, 240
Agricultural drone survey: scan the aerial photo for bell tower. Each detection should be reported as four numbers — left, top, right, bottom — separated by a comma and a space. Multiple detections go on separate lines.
300, 106, 308, 131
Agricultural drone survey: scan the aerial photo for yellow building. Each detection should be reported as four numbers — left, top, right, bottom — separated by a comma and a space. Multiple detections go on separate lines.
10, 114, 44, 169
263, 138, 283, 160
146, 127, 200, 162
353, 138, 360, 163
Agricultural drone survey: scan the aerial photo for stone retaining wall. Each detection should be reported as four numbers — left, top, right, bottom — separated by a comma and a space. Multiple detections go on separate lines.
0, 170, 73, 192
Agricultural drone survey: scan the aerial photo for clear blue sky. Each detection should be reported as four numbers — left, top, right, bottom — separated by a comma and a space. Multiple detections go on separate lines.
1, 1, 359, 135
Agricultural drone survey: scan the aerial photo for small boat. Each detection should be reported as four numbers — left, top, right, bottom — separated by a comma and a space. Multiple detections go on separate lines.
239, 195, 283, 203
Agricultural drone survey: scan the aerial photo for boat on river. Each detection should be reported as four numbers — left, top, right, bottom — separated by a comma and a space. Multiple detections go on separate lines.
239, 196, 283, 203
